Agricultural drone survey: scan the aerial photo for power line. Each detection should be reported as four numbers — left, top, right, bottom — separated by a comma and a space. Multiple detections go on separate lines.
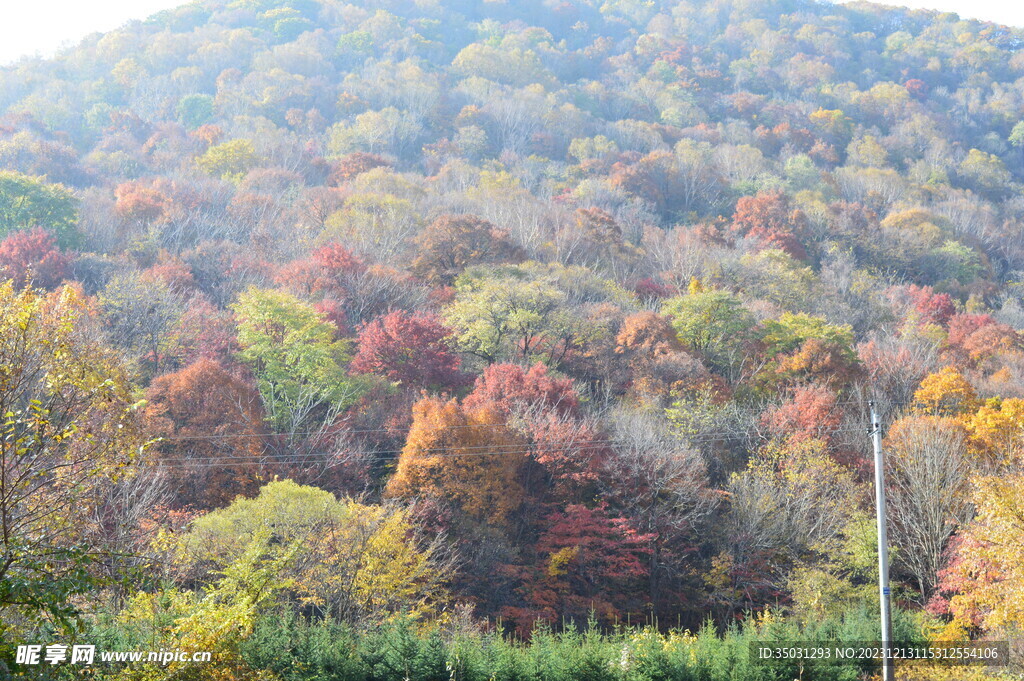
132, 391, 916, 470
147, 423, 889, 470
152, 441, 629, 469
154, 438, 618, 464
146, 397, 908, 443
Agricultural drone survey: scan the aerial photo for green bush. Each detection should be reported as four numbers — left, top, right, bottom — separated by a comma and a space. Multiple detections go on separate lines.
228, 608, 931, 681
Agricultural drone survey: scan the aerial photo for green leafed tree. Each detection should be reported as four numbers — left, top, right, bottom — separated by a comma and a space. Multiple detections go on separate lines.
0, 171, 79, 248
444, 263, 615, 367
757, 312, 861, 388
176, 93, 215, 129
568, 135, 619, 164
760, 312, 855, 360
661, 287, 756, 375
337, 29, 374, 55
445, 265, 565, 364
1009, 121, 1024, 148
233, 287, 367, 433
195, 138, 259, 181
929, 240, 983, 284
451, 43, 551, 87
957, 148, 1013, 198
117, 527, 301, 671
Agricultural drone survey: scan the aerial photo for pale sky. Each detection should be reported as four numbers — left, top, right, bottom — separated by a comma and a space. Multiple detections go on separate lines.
0, 0, 186, 65
0, 0, 1023, 66
873, 0, 1024, 27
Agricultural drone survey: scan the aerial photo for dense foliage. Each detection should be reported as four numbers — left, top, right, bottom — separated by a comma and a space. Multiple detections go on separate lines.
1, 0, 1024, 677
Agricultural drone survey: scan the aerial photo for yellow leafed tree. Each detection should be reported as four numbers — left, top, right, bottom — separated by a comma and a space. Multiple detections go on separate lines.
963, 397, 1024, 465
0, 281, 148, 634
913, 366, 979, 416
386, 395, 526, 526
176, 480, 453, 623
946, 474, 1024, 632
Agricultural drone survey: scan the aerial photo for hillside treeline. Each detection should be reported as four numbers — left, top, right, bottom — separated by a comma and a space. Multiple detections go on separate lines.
0, 0, 1023, 678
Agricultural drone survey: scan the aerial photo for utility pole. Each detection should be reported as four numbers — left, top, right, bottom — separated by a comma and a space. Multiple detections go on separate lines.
869, 401, 894, 681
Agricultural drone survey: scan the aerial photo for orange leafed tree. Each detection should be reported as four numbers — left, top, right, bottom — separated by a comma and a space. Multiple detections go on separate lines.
609, 151, 680, 213
614, 310, 715, 404
411, 214, 523, 285
114, 181, 168, 224
327, 152, 391, 186
615, 311, 683, 356
731, 190, 808, 260
463, 363, 602, 498
0, 227, 70, 290
774, 336, 863, 389
145, 359, 267, 509
463, 362, 579, 417
943, 313, 1022, 367
275, 242, 365, 299
385, 396, 526, 526
760, 383, 843, 444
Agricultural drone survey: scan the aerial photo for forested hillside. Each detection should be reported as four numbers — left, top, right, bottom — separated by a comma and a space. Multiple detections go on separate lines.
1, 0, 1024, 678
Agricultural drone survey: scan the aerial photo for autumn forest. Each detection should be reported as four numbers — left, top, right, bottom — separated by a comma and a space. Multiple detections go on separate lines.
1, 0, 1024, 678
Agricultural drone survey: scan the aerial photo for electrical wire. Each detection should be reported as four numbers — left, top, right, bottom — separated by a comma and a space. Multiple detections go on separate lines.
147, 422, 897, 470
146, 397, 907, 442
